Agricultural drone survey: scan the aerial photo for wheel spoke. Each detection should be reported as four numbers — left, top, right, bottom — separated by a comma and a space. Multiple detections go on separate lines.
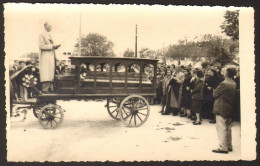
122, 107, 129, 116
109, 106, 117, 108
136, 107, 148, 111
115, 109, 119, 118
122, 105, 131, 111
54, 112, 61, 115
50, 120, 53, 128
138, 112, 147, 116
136, 113, 143, 122
111, 108, 118, 114
134, 114, 136, 125
129, 114, 133, 124
53, 119, 58, 124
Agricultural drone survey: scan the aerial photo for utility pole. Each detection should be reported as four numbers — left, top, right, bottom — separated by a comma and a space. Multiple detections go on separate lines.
135, 25, 137, 58
79, 14, 82, 56
163, 42, 166, 65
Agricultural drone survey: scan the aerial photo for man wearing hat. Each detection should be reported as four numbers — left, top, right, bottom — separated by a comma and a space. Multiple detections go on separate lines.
39, 22, 61, 93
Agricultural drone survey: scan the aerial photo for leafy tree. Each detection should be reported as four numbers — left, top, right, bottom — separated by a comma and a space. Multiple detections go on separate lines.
22, 52, 39, 62
164, 45, 184, 65
198, 34, 238, 66
123, 48, 135, 57
74, 33, 115, 57
154, 49, 163, 59
220, 10, 239, 41
165, 34, 238, 67
139, 48, 155, 59
165, 40, 203, 64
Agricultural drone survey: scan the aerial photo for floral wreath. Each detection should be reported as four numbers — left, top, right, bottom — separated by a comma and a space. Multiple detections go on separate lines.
21, 67, 38, 87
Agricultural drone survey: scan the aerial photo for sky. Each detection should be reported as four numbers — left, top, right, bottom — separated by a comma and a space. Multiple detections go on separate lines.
4, 4, 235, 60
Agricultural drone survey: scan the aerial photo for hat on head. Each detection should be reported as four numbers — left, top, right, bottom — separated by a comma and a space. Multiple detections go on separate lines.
196, 70, 204, 78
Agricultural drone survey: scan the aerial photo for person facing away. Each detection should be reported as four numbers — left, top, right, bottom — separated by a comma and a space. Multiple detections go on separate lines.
212, 67, 237, 154
39, 22, 61, 93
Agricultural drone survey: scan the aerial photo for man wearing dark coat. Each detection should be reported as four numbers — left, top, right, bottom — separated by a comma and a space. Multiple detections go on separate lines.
212, 67, 237, 154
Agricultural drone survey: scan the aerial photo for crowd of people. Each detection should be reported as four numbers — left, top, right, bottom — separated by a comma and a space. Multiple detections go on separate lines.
154, 62, 240, 154
9, 60, 40, 101
153, 63, 240, 125
9, 59, 69, 101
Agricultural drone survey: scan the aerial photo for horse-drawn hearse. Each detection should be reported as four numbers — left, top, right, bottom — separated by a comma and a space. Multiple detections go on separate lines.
10, 57, 158, 129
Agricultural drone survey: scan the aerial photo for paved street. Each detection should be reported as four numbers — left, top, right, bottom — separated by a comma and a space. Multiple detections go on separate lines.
7, 100, 241, 161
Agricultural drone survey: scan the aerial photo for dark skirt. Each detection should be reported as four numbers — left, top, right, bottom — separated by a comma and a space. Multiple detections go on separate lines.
181, 90, 192, 109
161, 94, 167, 105
191, 99, 202, 113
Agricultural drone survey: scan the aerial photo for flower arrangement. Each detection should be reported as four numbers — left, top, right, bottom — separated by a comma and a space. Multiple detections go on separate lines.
21, 74, 38, 87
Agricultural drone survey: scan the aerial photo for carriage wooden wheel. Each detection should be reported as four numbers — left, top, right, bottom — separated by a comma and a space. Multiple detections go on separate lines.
37, 104, 64, 129
106, 98, 121, 120
33, 106, 41, 118
119, 95, 150, 127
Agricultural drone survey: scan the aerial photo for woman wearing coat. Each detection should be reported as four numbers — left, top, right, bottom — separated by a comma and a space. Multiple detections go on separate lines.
39, 22, 61, 93
166, 68, 185, 115
191, 69, 204, 125
202, 69, 221, 121
180, 68, 192, 117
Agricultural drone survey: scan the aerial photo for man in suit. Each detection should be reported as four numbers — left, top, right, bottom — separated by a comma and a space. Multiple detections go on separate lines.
212, 67, 237, 154
39, 22, 61, 93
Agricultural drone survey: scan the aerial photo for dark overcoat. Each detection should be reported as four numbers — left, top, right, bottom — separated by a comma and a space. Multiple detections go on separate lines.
191, 79, 204, 113
212, 79, 236, 118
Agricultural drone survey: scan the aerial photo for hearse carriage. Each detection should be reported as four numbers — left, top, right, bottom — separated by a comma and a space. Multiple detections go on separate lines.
11, 57, 159, 129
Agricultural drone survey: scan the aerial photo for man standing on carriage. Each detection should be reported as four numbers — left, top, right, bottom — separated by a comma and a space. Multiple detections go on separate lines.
39, 22, 61, 93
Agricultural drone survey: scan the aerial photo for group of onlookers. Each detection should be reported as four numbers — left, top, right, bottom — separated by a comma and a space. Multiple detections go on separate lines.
155, 62, 240, 154
9, 60, 40, 101
9, 59, 69, 101
155, 63, 240, 124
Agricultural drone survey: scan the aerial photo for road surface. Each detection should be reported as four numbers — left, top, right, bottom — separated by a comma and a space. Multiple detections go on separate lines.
7, 100, 241, 161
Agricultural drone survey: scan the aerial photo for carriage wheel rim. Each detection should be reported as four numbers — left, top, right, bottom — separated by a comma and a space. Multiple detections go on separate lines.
38, 104, 64, 129
107, 99, 123, 120
119, 95, 150, 127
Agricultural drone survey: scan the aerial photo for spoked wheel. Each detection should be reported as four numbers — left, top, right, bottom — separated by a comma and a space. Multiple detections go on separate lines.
38, 104, 64, 129
106, 98, 122, 120
33, 107, 41, 118
119, 95, 150, 127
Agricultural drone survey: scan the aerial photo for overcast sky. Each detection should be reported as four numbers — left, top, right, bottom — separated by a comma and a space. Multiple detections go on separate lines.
4, 4, 236, 59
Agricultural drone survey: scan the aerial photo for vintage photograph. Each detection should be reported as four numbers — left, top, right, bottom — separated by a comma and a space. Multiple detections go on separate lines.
4, 4, 255, 161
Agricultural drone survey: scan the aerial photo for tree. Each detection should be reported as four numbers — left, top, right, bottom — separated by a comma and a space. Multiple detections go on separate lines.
139, 48, 155, 59
164, 40, 203, 64
220, 10, 239, 41
74, 33, 115, 57
123, 48, 135, 57
22, 52, 39, 62
198, 34, 238, 66
165, 34, 238, 67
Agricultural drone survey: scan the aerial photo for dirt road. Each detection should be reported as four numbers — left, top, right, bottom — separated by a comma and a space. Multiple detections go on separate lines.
7, 100, 241, 161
